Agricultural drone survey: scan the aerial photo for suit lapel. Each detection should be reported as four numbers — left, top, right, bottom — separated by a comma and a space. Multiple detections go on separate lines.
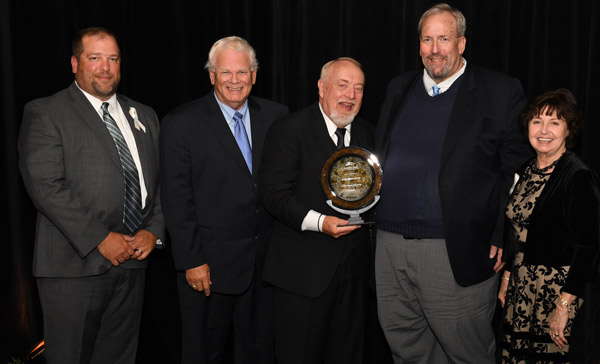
248, 97, 266, 177
379, 73, 421, 163
204, 94, 252, 176
67, 83, 123, 171
440, 65, 476, 168
309, 104, 339, 156
350, 124, 366, 149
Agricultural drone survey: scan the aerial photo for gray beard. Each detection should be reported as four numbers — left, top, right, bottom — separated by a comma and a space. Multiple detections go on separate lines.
330, 111, 355, 127
426, 64, 450, 82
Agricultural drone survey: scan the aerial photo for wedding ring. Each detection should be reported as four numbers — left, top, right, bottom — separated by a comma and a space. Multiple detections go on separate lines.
553, 333, 558, 338
192, 285, 197, 289
134, 248, 142, 254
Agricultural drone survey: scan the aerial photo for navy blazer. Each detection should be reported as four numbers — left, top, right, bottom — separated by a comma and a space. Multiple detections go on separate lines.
160, 92, 289, 294
376, 64, 532, 287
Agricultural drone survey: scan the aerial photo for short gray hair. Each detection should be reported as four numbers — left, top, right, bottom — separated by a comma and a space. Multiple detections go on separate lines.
418, 3, 466, 38
204, 36, 259, 72
320, 57, 363, 81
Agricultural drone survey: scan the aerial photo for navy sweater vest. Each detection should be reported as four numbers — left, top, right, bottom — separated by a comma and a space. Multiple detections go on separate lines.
377, 77, 462, 238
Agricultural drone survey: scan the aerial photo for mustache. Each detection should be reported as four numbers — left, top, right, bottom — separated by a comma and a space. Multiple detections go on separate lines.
427, 53, 448, 61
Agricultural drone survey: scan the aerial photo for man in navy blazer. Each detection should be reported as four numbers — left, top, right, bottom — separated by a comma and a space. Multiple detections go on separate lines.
18, 27, 164, 364
261, 58, 375, 364
374, 3, 532, 363
160, 36, 288, 364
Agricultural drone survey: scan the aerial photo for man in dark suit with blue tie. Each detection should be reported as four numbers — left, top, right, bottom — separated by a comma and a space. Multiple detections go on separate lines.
18, 27, 164, 364
260, 57, 375, 364
160, 36, 289, 364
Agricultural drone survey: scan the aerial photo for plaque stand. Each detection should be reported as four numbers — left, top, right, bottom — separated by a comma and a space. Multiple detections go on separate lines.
326, 196, 379, 225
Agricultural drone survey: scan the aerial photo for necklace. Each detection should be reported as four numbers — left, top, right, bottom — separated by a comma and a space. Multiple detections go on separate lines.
531, 158, 560, 174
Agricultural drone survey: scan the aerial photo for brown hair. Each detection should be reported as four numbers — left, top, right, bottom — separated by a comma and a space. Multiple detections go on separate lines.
520, 88, 583, 149
72, 27, 118, 59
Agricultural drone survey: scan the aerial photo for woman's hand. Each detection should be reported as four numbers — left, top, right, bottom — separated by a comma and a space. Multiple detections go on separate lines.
548, 293, 576, 349
497, 272, 510, 308
548, 305, 569, 348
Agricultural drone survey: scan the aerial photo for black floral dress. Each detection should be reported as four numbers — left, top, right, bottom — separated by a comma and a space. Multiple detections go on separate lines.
501, 166, 582, 364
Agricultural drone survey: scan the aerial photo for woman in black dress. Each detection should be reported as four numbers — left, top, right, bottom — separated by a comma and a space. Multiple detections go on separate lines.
497, 88, 600, 363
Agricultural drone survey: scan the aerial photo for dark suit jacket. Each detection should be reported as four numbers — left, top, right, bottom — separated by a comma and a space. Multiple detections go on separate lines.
160, 92, 289, 295
261, 103, 375, 298
376, 65, 532, 287
18, 82, 164, 277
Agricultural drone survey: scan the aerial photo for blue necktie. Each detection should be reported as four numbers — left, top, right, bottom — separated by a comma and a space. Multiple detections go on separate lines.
432, 85, 440, 96
233, 111, 252, 173
101, 102, 143, 234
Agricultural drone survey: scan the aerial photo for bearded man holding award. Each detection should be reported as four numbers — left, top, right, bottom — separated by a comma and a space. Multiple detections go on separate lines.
260, 57, 381, 364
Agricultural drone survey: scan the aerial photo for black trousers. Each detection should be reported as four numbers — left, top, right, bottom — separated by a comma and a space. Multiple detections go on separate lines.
177, 266, 273, 364
272, 249, 370, 364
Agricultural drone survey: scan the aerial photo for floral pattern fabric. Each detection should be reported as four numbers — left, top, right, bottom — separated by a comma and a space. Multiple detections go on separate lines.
501, 166, 580, 364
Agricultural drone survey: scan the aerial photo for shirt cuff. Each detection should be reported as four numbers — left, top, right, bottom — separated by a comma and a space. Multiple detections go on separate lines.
301, 210, 324, 232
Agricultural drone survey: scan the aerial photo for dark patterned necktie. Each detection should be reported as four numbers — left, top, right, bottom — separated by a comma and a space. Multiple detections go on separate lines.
101, 102, 142, 234
335, 127, 346, 149
233, 111, 252, 173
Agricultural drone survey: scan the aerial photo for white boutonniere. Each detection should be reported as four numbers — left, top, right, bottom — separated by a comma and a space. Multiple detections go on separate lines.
509, 173, 520, 195
129, 107, 146, 133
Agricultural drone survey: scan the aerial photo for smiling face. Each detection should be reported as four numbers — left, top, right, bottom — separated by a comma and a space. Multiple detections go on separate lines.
71, 34, 121, 101
209, 47, 257, 110
318, 60, 364, 127
419, 11, 466, 83
528, 109, 569, 161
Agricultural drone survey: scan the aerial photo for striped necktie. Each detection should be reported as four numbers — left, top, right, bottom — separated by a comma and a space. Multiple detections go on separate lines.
101, 102, 143, 234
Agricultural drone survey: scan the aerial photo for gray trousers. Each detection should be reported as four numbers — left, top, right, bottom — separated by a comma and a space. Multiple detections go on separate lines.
37, 267, 145, 364
375, 230, 497, 364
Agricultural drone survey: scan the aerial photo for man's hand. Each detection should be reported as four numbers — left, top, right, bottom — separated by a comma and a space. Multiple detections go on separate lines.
489, 245, 505, 272
322, 216, 360, 238
186, 264, 212, 296
97, 232, 136, 266
130, 229, 157, 260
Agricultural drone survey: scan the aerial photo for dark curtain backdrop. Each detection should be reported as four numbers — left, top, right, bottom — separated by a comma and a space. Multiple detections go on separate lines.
2, 0, 599, 362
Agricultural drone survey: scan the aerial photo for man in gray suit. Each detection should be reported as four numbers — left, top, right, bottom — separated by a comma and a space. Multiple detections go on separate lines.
18, 27, 164, 364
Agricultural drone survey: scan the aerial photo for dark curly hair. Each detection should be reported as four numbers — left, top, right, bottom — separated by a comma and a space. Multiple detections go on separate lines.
520, 88, 583, 149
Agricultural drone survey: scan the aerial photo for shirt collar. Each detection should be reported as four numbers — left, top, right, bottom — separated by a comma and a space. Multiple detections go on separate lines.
75, 81, 118, 114
214, 92, 249, 122
422, 58, 467, 96
318, 102, 352, 139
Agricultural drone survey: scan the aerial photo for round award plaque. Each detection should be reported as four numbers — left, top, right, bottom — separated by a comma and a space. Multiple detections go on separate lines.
321, 147, 382, 211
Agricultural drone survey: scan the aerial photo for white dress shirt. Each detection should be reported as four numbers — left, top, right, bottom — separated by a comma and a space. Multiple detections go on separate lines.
300, 103, 352, 232
76, 82, 148, 208
422, 58, 467, 96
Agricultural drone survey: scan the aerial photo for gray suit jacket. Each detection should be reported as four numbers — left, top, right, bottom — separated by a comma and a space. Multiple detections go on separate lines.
19, 82, 164, 277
